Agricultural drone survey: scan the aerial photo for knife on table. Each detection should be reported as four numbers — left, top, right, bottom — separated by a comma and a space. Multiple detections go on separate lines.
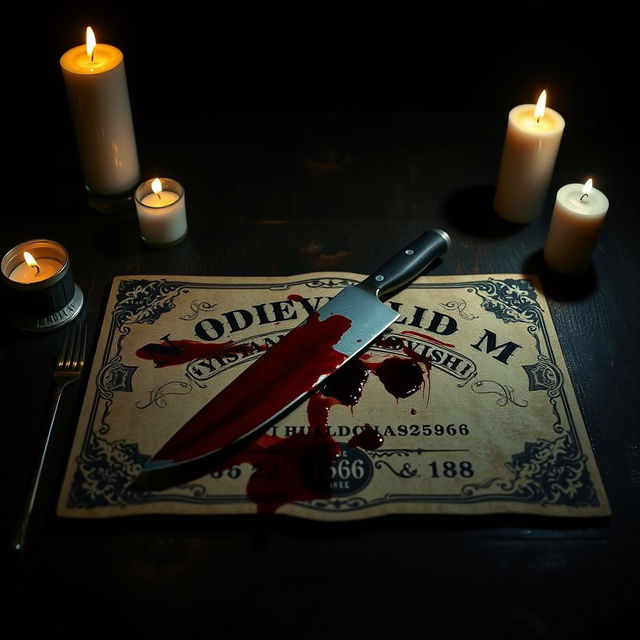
130, 229, 451, 491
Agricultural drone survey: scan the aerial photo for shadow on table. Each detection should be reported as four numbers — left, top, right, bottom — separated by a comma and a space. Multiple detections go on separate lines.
442, 184, 525, 239
46, 508, 611, 545
92, 215, 145, 258
523, 249, 598, 302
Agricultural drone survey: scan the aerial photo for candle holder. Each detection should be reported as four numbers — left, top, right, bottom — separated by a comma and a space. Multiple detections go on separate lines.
1, 239, 84, 332
134, 177, 188, 248
86, 182, 139, 215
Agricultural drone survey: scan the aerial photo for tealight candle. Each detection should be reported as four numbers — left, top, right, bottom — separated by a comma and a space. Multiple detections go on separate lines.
0, 240, 84, 332
8, 251, 63, 283
134, 178, 188, 248
543, 179, 610, 274
494, 91, 565, 223
60, 26, 140, 200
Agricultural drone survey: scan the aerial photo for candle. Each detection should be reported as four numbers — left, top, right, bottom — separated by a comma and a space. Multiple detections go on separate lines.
494, 91, 565, 223
1, 240, 84, 332
543, 179, 610, 274
8, 251, 63, 283
134, 178, 188, 248
60, 27, 140, 197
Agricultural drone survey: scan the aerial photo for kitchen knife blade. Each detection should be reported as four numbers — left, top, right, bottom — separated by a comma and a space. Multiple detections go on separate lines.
130, 229, 451, 490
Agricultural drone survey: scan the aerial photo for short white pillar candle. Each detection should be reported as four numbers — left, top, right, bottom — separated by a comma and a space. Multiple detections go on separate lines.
134, 178, 188, 248
543, 179, 609, 274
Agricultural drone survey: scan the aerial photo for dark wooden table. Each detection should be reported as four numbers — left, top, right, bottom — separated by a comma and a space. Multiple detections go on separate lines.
5, 8, 638, 639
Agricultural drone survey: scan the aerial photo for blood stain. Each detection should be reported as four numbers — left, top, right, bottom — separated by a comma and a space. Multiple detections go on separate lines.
152, 312, 352, 467
136, 337, 253, 368
348, 424, 384, 451
145, 320, 438, 513
366, 356, 425, 400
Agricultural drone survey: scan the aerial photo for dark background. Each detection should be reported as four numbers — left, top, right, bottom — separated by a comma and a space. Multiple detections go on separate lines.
20, 4, 634, 214
5, 3, 639, 639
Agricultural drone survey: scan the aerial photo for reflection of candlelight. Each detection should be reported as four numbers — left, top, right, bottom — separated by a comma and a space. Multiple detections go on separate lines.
23, 251, 40, 275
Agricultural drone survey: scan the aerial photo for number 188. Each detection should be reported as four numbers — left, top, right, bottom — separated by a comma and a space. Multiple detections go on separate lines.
428, 460, 474, 478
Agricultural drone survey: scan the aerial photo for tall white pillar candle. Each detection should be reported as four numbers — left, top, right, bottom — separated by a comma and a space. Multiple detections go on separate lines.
60, 27, 140, 196
135, 178, 188, 248
543, 179, 609, 274
494, 91, 565, 223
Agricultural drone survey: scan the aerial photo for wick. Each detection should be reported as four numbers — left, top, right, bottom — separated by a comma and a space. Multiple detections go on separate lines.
536, 116, 540, 124
31, 264, 40, 275
580, 193, 589, 201
91, 51, 95, 63
157, 192, 162, 200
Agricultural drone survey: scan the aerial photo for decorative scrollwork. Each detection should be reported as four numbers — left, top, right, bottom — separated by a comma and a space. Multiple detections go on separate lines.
95, 357, 138, 435
179, 300, 216, 321
136, 380, 194, 409
523, 356, 564, 397
470, 379, 528, 407
67, 432, 149, 507
97, 358, 137, 398
308, 496, 369, 509
374, 460, 420, 478
368, 449, 418, 458
461, 476, 503, 496
469, 277, 543, 326
67, 431, 213, 507
114, 279, 189, 328
440, 299, 478, 320
461, 432, 599, 507
306, 278, 357, 289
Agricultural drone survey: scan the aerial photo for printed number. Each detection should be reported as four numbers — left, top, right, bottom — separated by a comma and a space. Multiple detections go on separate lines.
422, 423, 469, 436
211, 465, 242, 479
331, 458, 365, 481
428, 461, 474, 478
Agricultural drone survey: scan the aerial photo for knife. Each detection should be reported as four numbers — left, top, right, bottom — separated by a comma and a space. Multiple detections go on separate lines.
130, 229, 451, 491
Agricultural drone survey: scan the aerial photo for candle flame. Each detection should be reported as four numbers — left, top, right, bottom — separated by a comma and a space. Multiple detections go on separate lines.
151, 178, 163, 195
582, 178, 593, 196
86, 26, 96, 58
534, 90, 547, 120
23, 251, 40, 270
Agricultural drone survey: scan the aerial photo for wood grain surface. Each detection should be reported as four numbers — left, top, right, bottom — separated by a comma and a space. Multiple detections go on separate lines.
4, 6, 638, 639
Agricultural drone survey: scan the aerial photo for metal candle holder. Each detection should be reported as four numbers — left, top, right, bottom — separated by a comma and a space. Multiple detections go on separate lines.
1, 239, 84, 332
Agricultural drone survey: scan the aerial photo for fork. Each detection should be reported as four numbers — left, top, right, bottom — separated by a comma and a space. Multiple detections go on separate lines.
10, 320, 87, 552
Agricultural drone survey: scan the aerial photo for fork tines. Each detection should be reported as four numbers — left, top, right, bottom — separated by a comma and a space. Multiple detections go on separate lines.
59, 320, 87, 372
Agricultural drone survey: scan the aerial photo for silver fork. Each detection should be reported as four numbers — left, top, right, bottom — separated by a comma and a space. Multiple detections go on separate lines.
10, 320, 87, 552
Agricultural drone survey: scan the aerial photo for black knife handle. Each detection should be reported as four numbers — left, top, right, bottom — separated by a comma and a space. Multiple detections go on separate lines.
360, 229, 451, 300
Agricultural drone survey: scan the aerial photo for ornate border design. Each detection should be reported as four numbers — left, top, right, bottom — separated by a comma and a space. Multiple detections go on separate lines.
66, 276, 601, 513
114, 279, 190, 328
468, 277, 543, 326
461, 431, 598, 507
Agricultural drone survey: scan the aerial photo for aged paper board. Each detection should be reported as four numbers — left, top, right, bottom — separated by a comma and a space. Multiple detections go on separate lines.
57, 274, 610, 519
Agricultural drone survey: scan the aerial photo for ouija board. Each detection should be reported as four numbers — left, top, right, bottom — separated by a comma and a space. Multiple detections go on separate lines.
57, 273, 610, 520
